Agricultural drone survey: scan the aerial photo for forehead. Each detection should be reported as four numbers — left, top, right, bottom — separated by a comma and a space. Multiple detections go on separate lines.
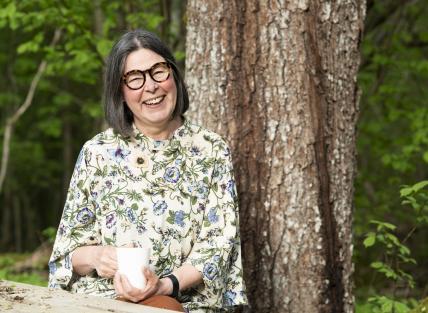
123, 48, 165, 72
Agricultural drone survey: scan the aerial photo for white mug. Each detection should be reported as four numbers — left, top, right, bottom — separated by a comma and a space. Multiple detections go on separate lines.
116, 247, 150, 289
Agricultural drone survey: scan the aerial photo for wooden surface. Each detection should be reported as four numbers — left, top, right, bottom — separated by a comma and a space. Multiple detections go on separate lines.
0, 280, 180, 313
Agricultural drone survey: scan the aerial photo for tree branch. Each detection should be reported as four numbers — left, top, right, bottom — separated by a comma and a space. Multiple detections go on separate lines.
0, 29, 62, 194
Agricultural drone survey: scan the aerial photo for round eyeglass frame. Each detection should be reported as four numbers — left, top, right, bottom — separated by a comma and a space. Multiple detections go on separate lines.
122, 61, 171, 90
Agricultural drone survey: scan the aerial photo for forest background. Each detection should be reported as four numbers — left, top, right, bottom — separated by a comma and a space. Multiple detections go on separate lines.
0, 1, 427, 312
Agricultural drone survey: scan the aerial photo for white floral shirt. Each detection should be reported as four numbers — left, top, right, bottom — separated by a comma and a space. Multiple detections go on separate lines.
48, 119, 247, 312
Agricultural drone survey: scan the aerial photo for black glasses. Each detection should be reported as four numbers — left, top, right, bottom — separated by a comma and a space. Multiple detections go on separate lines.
123, 62, 171, 90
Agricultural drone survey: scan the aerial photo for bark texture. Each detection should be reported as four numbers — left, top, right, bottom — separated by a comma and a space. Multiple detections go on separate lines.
185, 1, 366, 312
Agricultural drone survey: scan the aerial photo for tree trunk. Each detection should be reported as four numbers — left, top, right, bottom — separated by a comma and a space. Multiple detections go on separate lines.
13, 195, 22, 252
0, 183, 12, 252
185, 1, 366, 312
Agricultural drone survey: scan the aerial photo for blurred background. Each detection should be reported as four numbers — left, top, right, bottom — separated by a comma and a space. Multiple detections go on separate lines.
0, 0, 427, 312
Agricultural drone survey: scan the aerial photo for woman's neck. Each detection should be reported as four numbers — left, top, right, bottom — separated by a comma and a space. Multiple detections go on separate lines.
135, 117, 183, 140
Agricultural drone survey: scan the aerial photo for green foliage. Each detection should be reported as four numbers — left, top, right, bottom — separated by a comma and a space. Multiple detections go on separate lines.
367, 296, 411, 313
409, 297, 428, 313
400, 180, 428, 225
41, 227, 57, 244
359, 182, 428, 312
0, 269, 47, 287
355, 0, 428, 308
0, 254, 47, 287
364, 220, 416, 288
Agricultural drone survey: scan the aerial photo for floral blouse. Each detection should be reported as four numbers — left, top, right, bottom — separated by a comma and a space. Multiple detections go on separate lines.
48, 119, 247, 312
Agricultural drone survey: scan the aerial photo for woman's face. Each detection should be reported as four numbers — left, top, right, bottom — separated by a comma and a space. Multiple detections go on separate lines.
122, 48, 177, 132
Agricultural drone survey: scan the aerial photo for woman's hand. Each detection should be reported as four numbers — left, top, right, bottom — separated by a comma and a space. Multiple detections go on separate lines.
92, 246, 117, 278
114, 267, 166, 303
72, 246, 117, 278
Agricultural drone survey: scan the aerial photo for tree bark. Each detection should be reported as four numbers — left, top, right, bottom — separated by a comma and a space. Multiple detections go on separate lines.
185, 1, 366, 312
13, 195, 22, 252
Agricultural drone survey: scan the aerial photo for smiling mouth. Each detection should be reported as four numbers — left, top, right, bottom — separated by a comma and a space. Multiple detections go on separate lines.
143, 96, 165, 106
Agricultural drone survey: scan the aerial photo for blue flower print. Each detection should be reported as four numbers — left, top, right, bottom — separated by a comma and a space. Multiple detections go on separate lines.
224, 147, 231, 157
207, 207, 219, 223
164, 166, 180, 183
107, 148, 131, 163
58, 224, 66, 236
203, 262, 218, 280
226, 179, 236, 197
198, 203, 206, 212
188, 181, 208, 199
153, 200, 168, 216
154, 140, 163, 149
137, 224, 147, 234
48, 261, 57, 275
74, 149, 85, 170
174, 210, 185, 227
223, 290, 237, 306
195, 181, 208, 199
76, 208, 94, 225
190, 146, 201, 156
126, 207, 137, 223
106, 213, 116, 229
65, 254, 72, 269
117, 198, 125, 205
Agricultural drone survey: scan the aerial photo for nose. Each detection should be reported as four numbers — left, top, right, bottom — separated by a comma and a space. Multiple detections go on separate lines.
144, 75, 158, 93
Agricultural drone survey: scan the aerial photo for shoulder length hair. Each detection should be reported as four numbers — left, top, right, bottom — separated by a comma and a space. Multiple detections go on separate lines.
104, 29, 189, 137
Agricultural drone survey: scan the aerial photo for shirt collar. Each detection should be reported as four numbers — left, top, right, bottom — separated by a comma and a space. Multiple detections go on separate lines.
130, 117, 192, 152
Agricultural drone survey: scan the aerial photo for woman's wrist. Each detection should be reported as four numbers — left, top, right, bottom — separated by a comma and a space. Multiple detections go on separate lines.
158, 277, 173, 296
72, 246, 97, 275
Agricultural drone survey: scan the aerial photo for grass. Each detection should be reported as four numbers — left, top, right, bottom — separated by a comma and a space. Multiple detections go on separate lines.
0, 253, 48, 287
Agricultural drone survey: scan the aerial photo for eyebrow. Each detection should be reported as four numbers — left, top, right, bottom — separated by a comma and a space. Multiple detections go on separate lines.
124, 61, 166, 73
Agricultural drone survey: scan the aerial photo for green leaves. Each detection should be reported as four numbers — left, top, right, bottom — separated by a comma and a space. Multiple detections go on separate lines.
363, 214, 418, 303
370, 262, 398, 280
368, 296, 411, 313
17, 33, 44, 54
400, 181, 428, 197
400, 181, 428, 225
363, 232, 376, 247
0, 2, 21, 30
95, 38, 113, 59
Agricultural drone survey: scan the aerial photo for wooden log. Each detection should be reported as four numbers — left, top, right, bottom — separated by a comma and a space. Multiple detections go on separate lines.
0, 280, 180, 313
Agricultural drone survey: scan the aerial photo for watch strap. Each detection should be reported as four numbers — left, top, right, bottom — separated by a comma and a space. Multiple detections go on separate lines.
164, 273, 179, 298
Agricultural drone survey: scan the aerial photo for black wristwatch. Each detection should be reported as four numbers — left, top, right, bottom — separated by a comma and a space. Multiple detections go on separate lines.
163, 273, 179, 298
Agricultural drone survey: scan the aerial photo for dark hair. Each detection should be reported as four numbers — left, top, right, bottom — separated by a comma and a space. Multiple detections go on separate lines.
104, 29, 189, 137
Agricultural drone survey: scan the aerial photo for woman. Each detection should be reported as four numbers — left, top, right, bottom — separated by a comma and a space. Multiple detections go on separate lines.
48, 29, 247, 312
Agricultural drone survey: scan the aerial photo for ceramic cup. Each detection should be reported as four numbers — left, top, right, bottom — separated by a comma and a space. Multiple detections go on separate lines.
116, 247, 150, 289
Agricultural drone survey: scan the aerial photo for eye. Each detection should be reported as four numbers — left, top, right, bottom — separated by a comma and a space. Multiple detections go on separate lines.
129, 76, 144, 82
126, 73, 144, 83
151, 64, 170, 81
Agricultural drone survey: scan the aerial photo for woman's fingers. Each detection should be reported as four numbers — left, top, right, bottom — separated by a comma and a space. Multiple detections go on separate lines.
113, 272, 124, 297
120, 274, 134, 291
119, 274, 143, 303
114, 268, 160, 302
138, 267, 160, 299
95, 246, 118, 278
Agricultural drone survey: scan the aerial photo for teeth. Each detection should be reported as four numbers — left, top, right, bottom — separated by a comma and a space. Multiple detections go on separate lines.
144, 96, 164, 105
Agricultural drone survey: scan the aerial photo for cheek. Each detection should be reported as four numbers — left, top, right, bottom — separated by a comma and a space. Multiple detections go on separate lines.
122, 87, 139, 102
162, 78, 177, 96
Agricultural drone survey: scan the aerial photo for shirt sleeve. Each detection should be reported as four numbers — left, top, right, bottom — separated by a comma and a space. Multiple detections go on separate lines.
48, 143, 101, 290
183, 139, 247, 310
